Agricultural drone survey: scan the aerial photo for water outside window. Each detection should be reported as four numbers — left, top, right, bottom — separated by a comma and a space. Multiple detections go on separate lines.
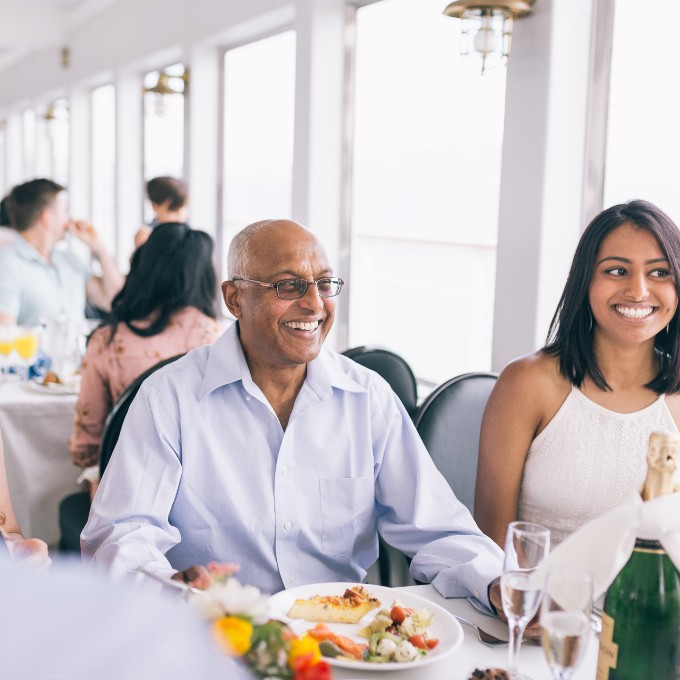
349, 0, 506, 385
91, 84, 116, 256
49, 99, 70, 187
604, 0, 680, 223
221, 31, 296, 275
143, 62, 185, 206
22, 108, 37, 180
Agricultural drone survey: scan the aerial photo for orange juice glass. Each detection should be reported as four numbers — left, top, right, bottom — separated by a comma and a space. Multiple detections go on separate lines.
15, 329, 39, 361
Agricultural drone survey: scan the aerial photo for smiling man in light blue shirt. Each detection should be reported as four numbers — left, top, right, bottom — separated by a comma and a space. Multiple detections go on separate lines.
82, 219, 504, 611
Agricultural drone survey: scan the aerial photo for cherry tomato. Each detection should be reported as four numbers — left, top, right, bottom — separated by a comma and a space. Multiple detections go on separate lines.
390, 606, 408, 624
426, 638, 439, 649
408, 635, 428, 650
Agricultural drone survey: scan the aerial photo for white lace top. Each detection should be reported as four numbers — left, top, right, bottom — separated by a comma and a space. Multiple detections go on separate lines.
517, 386, 679, 546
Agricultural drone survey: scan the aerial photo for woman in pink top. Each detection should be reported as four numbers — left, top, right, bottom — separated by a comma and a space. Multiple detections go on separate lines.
69, 222, 220, 476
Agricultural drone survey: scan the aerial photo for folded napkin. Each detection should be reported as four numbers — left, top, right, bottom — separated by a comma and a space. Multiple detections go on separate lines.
539, 491, 680, 599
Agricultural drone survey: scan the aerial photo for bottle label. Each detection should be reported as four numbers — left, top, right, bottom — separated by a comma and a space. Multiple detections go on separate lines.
596, 611, 618, 679
633, 538, 666, 554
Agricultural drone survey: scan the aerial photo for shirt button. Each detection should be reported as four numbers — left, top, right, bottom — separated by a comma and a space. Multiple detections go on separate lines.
474, 590, 480, 598
289, 576, 295, 583
245, 395, 251, 401
283, 521, 293, 531
281, 465, 289, 475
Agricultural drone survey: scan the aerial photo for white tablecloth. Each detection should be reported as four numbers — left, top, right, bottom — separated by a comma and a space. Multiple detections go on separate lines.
0, 379, 81, 547
333, 585, 597, 680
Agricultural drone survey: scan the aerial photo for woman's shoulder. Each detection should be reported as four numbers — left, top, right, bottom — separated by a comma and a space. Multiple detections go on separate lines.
172, 307, 220, 339
498, 350, 567, 393
491, 351, 572, 434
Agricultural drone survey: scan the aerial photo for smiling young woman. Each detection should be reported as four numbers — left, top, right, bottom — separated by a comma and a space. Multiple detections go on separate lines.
475, 200, 680, 548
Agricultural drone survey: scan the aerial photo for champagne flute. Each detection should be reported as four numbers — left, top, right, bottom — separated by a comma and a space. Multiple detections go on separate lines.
540, 567, 593, 680
501, 521, 550, 680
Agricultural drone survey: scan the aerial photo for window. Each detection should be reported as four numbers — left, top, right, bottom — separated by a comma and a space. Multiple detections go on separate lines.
143, 63, 186, 194
22, 108, 37, 180
91, 84, 116, 256
349, 0, 506, 383
221, 31, 296, 270
48, 99, 70, 187
604, 0, 680, 220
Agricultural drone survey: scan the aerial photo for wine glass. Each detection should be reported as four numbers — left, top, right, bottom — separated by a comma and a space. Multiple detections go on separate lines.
540, 567, 593, 680
501, 521, 551, 680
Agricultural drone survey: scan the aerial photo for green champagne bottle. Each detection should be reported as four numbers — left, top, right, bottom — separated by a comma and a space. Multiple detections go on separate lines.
596, 431, 680, 680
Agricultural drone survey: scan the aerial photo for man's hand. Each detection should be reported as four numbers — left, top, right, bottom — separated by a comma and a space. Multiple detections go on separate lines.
488, 576, 541, 643
5, 535, 51, 570
171, 564, 212, 590
67, 220, 103, 257
488, 576, 507, 622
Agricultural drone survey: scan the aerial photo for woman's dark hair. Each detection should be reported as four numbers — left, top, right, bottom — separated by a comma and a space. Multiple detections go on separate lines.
107, 222, 217, 341
146, 176, 188, 211
544, 199, 680, 394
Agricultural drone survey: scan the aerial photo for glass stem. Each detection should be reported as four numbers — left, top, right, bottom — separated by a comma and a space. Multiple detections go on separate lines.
507, 619, 525, 674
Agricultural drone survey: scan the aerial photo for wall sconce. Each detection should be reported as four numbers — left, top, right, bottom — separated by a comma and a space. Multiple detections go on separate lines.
43, 104, 57, 122
443, 0, 535, 75
144, 67, 189, 117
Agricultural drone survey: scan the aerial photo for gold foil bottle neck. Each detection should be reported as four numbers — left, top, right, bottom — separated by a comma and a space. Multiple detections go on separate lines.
642, 431, 679, 501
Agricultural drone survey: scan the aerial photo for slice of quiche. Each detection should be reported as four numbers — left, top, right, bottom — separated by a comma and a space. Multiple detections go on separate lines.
287, 585, 381, 624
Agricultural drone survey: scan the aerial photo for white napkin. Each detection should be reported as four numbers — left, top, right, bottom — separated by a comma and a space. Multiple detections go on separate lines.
539, 491, 680, 598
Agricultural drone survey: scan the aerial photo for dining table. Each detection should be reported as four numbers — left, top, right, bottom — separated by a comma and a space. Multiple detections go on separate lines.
0, 377, 81, 548
331, 584, 598, 680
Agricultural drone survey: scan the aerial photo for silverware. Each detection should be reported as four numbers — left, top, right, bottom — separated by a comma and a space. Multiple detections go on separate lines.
452, 614, 509, 646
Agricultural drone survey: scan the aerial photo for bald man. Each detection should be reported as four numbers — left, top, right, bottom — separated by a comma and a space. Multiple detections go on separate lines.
83, 219, 503, 613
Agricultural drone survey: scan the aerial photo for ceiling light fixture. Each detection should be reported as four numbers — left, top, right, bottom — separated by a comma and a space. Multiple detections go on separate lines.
443, 0, 535, 75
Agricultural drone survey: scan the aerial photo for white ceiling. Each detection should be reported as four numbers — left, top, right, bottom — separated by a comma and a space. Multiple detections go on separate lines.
0, 0, 122, 74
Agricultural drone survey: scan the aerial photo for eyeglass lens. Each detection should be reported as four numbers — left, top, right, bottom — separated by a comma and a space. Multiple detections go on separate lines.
276, 278, 342, 299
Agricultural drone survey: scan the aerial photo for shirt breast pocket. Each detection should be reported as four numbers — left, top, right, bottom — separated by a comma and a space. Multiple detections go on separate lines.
319, 476, 374, 556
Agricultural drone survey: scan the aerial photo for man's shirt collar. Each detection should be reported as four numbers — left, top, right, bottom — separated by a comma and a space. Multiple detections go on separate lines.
200, 321, 366, 400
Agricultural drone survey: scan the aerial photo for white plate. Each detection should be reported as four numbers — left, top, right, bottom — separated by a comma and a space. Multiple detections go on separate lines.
268, 582, 463, 671
26, 377, 79, 395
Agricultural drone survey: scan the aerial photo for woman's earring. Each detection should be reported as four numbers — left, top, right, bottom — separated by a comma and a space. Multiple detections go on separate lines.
588, 309, 593, 332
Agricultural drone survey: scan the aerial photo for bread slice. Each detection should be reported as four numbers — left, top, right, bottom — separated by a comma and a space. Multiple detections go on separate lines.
287, 585, 381, 624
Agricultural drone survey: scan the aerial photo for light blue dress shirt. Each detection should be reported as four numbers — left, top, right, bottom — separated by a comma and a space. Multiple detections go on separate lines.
82, 324, 503, 607
0, 235, 91, 326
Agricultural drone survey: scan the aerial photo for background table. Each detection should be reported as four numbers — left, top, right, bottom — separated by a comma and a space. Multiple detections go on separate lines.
333, 585, 598, 680
0, 379, 81, 548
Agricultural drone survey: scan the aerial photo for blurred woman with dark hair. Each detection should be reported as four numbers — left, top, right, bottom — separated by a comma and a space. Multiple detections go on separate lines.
475, 200, 680, 547
69, 222, 220, 494
134, 176, 189, 248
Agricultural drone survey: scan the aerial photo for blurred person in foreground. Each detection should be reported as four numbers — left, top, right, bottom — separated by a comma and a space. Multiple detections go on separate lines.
83, 218, 505, 614
69, 222, 221, 497
476, 199, 680, 548
0, 178, 123, 328
0, 555, 249, 680
0, 430, 50, 569
134, 176, 189, 249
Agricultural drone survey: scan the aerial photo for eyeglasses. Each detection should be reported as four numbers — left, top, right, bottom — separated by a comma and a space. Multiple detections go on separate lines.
232, 276, 344, 300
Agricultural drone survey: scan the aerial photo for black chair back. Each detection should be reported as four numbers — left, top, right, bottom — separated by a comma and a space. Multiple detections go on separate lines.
98, 353, 184, 477
414, 371, 498, 514
58, 353, 185, 553
342, 346, 418, 418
